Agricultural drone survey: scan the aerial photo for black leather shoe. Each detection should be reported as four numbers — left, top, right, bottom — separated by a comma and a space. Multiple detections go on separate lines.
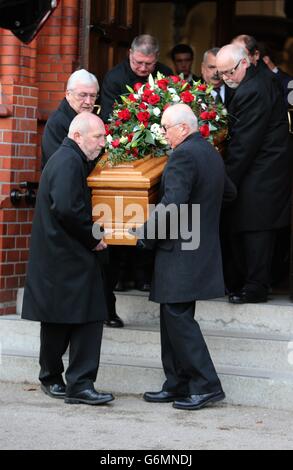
173, 390, 225, 410
104, 312, 124, 328
229, 289, 267, 304
65, 389, 115, 405
143, 390, 188, 403
135, 282, 151, 292
114, 280, 127, 292
41, 383, 66, 399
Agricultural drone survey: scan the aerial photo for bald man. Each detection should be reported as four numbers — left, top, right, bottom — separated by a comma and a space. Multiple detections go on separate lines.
216, 45, 291, 304
133, 104, 236, 410
22, 113, 114, 406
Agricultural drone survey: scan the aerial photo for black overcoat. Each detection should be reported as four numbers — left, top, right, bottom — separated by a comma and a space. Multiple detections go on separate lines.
100, 59, 173, 122
41, 98, 77, 169
138, 133, 236, 304
22, 138, 107, 324
225, 65, 291, 233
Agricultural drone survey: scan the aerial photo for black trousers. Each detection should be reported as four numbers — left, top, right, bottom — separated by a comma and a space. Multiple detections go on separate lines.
160, 302, 222, 395
222, 229, 276, 293
39, 321, 103, 395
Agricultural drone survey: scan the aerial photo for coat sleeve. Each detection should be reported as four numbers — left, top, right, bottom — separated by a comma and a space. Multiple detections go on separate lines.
226, 85, 271, 187
136, 150, 197, 248
49, 158, 100, 250
41, 113, 69, 169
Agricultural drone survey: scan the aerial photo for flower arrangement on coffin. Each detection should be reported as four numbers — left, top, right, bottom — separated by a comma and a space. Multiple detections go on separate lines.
104, 72, 228, 166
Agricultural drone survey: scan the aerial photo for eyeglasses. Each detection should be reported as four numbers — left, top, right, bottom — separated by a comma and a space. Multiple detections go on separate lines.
218, 59, 242, 79
70, 91, 98, 101
130, 55, 157, 68
161, 123, 181, 132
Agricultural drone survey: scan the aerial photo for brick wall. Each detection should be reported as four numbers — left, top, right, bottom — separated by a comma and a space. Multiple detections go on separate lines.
0, 0, 80, 315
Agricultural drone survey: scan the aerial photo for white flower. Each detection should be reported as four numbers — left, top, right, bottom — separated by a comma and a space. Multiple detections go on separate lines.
151, 123, 161, 135
172, 95, 180, 103
106, 135, 113, 144
153, 107, 161, 117
168, 87, 176, 94
120, 136, 128, 145
201, 103, 207, 110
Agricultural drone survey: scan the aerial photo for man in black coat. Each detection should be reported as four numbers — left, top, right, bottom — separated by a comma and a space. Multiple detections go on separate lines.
41, 69, 100, 169
100, 34, 173, 123
41, 68, 123, 328
216, 44, 291, 303
22, 113, 114, 406
133, 104, 236, 410
100, 35, 172, 294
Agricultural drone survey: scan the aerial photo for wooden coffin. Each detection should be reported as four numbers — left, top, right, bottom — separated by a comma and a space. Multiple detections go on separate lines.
87, 155, 168, 245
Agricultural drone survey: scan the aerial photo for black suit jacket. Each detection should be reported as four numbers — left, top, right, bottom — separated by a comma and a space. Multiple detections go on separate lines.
137, 133, 236, 304
225, 65, 291, 233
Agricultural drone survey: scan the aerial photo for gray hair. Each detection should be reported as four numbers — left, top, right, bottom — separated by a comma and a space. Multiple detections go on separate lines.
203, 47, 220, 63
67, 69, 99, 92
164, 104, 198, 133
130, 34, 159, 56
226, 44, 250, 65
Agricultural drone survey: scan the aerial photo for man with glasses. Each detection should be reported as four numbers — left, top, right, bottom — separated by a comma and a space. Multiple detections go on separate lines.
41, 69, 99, 169
131, 103, 236, 410
100, 35, 172, 294
100, 34, 172, 123
41, 69, 124, 328
216, 44, 291, 304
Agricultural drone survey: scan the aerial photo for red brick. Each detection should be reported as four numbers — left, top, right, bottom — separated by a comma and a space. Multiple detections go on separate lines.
21, 223, 32, 235
5, 276, 19, 289
3, 210, 17, 222
0, 290, 15, 302
16, 237, 27, 249
4, 306, 17, 315
16, 210, 28, 222
0, 144, 13, 155
1, 236, 16, 249
14, 263, 26, 275
6, 250, 20, 262
20, 250, 29, 262
0, 264, 14, 276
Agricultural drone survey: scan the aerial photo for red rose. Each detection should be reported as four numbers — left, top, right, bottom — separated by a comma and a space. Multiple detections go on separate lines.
128, 94, 137, 102
112, 139, 120, 148
105, 124, 112, 135
142, 89, 153, 101
170, 75, 181, 83
137, 111, 151, 122
197, 84, 207, 91
115, 120, 122, 127
199, 124, 210, 138
118, 109, 131, 121
180, 91, 194, 103
208, 111, 217, 120
139, 102, 148, 110
133, 82, 143, 92
148, 94, 161, 105
157, 78, 169, 90
127, 133, 134, 142
131, 147, 139, 158
200, 111, 210, 120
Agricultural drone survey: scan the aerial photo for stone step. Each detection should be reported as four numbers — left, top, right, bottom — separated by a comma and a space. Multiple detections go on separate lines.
1, 316, 293, 374
2, 350, 293, 412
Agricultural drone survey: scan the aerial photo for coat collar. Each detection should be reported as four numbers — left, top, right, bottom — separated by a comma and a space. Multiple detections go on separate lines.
59, 97, 78, 120
62, 137, 89, 165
